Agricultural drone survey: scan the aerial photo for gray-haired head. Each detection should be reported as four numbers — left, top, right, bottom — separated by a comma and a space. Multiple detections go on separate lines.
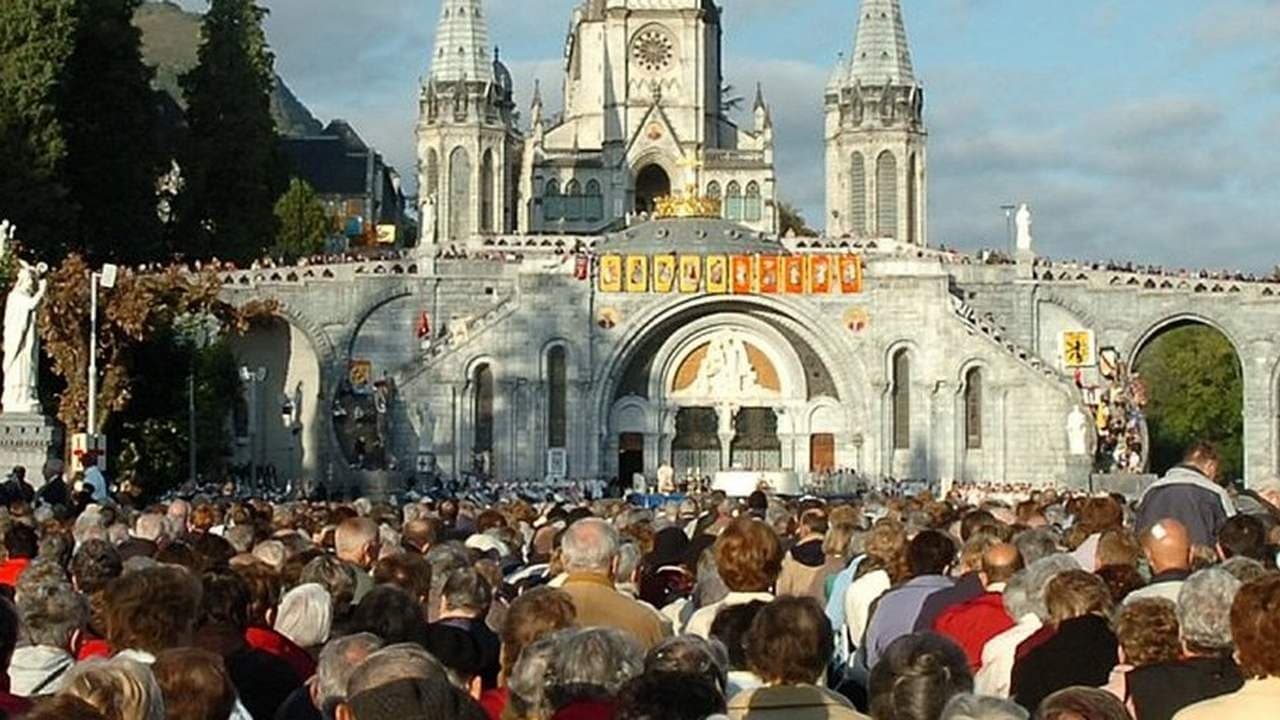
1000, 567, 1033, 620
694, 546, 729, 607
1220, 556, 1268, 585
1020, 553, 1080, 621
344, 642, 447, 699
314, 632, 383, 718
940, 693, 1030, 720
614, 541, 642, 586
15, 561, 88, 648
546, 627, 643, 710
1013, 527, 1061, 566
442, 566, 492, 615
560, 518, 620, 573
1177, 567, 1242, 653
645, 634, 728, 692
507, 632, 565, 720
223, 525, 255, 554
275, 583, 333, 650
134, 513, 169, 544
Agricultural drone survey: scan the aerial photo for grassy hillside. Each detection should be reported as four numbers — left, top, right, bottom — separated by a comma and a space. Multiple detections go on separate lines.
134, 1, 322, 137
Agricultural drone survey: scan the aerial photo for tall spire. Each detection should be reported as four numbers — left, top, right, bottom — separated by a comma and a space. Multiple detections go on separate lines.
847, 0, 916, 86
429, 0, 494, 83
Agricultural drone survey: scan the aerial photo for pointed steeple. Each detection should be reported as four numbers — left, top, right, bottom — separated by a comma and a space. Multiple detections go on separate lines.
429, 0, 495, 83
847, 0, 916, 86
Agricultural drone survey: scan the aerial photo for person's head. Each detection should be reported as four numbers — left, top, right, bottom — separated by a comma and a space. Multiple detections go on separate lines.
1043, 570, 1113, 625
1217, 514, 1269, 563
908, 530, 956, 577
301, 554, 358, 620
26, 695, 108, 720
440, 566, 491, 618
274, 582, 333, 650
151, 648, 236, 720
336, 517, 381, 569
1013, 527, 1061, 566
939, 693, 1028, 720
105, 565, 202, 654
349, 585, 429, 645
1177, 567, 1242, 655
545, 628, 643, 711
713, 517, 783, 593
863, 521, 911, 583
234, 561, 283, 627
1141, 519, 1192, 574
959, 510, 998, 542
1220, 556, 1269, 584
645, 635, 728, 696
1035, 686, 1131, 720
506, 633, 563, 720
797, 508, 828, 539
337, 643, 452, 720
980, 543, 1023, 588
868, 633, 973, 720
15, 563, 89, 649
559, 518, 620, 575
709, 599, 766, 672
1232, 574, 1280, 680
499, 586, 577, 681
1114, 598, 1181, 667
744, 596, 832, 686
1095, 530, 1141, 569
134, 513, 169, 544
314, 632, 384, 718
402, 517, 440, 553
1183, 441, 1222, 484
345, 675, 487, 720
373, 552, 433, 608
61, 657, 165, 720
4, 523, 37, 560
614, 671, 725, 720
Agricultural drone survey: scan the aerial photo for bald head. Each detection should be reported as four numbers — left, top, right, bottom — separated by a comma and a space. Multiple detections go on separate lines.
1142, 519, 1191, 573
401, 518, 438, 553
981, 543, 1024, 587
335, 517, 380, 568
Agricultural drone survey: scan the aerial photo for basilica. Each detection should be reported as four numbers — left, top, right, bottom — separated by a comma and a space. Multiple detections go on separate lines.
224, 0, 1280, 495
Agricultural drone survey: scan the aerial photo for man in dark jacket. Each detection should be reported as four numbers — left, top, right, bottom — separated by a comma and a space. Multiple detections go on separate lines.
1136, 441, 1235, 548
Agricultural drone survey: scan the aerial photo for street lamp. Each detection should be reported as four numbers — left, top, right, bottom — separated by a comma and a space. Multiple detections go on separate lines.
88, 264, 118, 440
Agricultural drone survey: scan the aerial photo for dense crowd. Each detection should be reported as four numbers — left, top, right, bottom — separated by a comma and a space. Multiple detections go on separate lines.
0, 441, 1277, 720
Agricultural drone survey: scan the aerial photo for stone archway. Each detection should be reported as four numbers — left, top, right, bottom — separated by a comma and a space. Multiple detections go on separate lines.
634, 164, 671, 214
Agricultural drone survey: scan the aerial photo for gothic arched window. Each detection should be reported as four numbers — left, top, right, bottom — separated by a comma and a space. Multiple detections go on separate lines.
480, 149, 495, 233
473, 363, 494, 453
877, 150, 898, 239
745, 182, 762, 222
547, 346, 568, 449
907, 153, 918, 245
425, 149, 440, 198
448, 146, 471, 241
892, 349, 911, 449
543, 179, 562, 222
585, 180, 603, 222
564, 180, 583, 222
965, 367, 983, 450
850, 152, 866, 235
725, 181, 743, 221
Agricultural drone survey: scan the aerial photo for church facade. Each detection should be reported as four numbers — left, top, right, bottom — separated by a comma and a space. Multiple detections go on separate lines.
223, 0, 1280, 495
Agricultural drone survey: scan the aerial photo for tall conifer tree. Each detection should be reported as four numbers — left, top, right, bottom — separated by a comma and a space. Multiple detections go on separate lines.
178, 0, 281, 263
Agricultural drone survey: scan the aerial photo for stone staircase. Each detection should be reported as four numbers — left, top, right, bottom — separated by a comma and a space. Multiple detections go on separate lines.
393, 294, 520, 384
948, 294, 1076, 391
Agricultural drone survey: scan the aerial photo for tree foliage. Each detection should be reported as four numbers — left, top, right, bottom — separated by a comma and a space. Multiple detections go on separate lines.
57, 0, 165, 265
272, 178, 332, 262
0, 0, 77, 259
778, 201, 818, 237
1136, 324, 1244, 480
176, 0, 283, 263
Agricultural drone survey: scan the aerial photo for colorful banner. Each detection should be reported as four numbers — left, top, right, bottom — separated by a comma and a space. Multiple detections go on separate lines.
574, 254, 589, 280
706, 256, 729, 293
759, 255, 780, 294
783, 256, 806, 293
599, 255, 623, 293
625, 255, 648, 293
809, 255, 833, 294
839, 255, 863, 294
679, 255, 702, 293
731, 255, 754, 294
653, 255, 676, 293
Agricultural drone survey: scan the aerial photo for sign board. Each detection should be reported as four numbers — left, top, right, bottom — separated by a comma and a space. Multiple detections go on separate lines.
376, 224, 398, 245
70, 433, 108, 474
546, 448, 568, 479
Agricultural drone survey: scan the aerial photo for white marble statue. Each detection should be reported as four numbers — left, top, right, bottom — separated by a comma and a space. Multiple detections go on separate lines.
0, 220, 15, 258
414, 402, 436, 453
3, 261, 48, 415
1066, 405, 1091, 456
421, 194, 438, 247
686, 332, 766, 398
1015, 203, 1034, 251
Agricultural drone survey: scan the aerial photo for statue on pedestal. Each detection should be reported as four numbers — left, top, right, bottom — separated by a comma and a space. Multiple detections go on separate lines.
3, 255, 48, 415
1067, 405, 1093, 457
1015, 203, 1034, 252
421, 194, 438, 248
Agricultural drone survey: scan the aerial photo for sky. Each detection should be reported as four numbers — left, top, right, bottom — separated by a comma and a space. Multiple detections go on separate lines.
173, 0, 1280, 271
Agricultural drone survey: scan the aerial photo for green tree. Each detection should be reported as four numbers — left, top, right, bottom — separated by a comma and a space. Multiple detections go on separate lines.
176, 0, 282, 264
272, 178, 332, 262
58, 0, 165, 264
1136, 325, 1244, 480
778, 201, 818, 237
0, 0, 77, 260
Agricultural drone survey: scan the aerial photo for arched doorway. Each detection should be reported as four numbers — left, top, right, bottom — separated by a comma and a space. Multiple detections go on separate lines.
634, 164, 670, 214
1133, 319, 1244, 480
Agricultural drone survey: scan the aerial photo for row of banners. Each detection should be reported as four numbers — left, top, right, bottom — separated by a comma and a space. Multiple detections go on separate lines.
598, 254, 864, 295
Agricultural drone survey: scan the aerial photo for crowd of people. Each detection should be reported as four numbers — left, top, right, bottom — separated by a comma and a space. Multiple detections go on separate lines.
0, 440, 1277, 720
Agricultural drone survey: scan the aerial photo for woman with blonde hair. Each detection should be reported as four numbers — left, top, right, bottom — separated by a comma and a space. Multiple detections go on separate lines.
60, 657, 164, 720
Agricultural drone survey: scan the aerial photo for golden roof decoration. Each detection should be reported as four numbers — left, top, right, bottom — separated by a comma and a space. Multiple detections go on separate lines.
655, 154, 722, 219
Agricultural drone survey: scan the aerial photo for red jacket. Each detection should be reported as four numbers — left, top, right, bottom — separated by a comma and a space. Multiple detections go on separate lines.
244, 626, 315, 682
0, 557, 30, 588
933, 590, 1015, 670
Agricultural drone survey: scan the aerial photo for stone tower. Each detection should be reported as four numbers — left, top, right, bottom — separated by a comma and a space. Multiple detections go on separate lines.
824, 0, 927, 245
417, 0, 522, 246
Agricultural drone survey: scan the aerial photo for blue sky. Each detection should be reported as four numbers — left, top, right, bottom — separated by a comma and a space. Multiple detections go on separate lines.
174, 0, 1280, 271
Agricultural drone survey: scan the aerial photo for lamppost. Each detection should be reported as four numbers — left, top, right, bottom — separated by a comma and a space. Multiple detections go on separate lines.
239, 366, 266, 492
87, 264, 119, 456
178, 314, 217, 486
